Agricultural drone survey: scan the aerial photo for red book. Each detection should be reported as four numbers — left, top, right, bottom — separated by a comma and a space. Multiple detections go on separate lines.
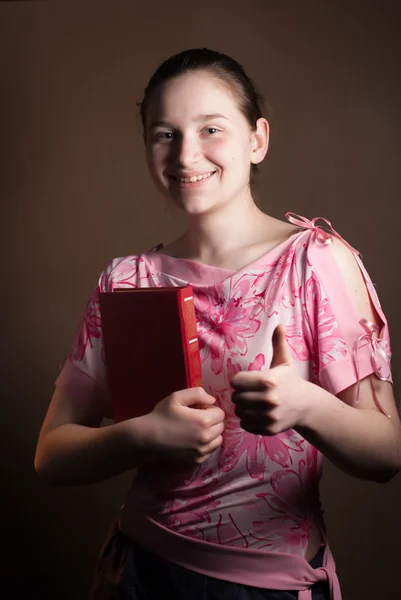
99, 286, 203, 422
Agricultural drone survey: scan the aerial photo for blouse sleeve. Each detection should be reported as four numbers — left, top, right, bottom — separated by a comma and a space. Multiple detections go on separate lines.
55, 261, 115, 419
301, 232, 393, 403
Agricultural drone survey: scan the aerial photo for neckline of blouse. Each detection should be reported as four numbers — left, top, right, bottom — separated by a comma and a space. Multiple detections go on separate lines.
141, 229, 304, 287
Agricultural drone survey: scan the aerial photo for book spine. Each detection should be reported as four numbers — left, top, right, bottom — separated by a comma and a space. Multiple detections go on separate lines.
177, 287, 203, 389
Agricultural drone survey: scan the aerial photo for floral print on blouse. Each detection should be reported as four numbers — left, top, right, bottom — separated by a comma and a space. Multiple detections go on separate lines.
56, 218, 392, 558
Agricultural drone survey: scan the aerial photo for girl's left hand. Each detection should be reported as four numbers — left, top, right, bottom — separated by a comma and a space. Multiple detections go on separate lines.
231, 325, 310, 435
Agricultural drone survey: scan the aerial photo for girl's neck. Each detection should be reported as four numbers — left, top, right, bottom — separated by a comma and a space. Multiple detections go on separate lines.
168, 194, 290, 264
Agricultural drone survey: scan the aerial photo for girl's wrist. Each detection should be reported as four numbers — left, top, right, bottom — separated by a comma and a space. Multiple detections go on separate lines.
295, 379, 323, 430
112, 413, 162, 464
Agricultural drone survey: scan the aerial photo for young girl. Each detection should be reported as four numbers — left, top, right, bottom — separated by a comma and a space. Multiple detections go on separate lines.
35, 48, 401, 600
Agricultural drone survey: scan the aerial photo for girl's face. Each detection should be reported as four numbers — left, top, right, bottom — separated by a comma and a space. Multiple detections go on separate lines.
144, 71, 267, 216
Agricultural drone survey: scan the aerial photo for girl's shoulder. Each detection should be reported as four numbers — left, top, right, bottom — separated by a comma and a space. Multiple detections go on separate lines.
97, 253, 151, 292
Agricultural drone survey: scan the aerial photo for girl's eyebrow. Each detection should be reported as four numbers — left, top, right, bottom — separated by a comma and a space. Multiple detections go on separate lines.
194, 113, 229, 122
148, 113, 229, 129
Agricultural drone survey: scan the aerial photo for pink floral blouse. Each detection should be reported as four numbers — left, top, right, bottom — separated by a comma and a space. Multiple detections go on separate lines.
56, 215, 392, 599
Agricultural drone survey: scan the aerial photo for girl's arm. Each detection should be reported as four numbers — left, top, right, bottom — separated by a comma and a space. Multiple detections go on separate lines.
232, 238, 401, 483
233, 338, 401, 482
34, 386, 157, 485
297, 238, 401, 482
34, 386, 225, 486
296, 376, 401, 482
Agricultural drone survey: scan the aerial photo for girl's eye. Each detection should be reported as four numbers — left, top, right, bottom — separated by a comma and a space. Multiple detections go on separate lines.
205, 127, 219, 135
155, 131, 174, 141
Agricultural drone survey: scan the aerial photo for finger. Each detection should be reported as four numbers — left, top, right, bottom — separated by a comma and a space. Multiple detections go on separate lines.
198, 406, 226, 426
201, 434, 223, 455
232, 399, 272, 421
231, 371, 267, 392
199, 421, 225, 444
234, 399, 274, 421
177, 388, 216, 408
195, 450, 217, 464
270, 324, 293, 368
209, 420, 225, 439
231, 391, 270, 406
240, 418, 274, 436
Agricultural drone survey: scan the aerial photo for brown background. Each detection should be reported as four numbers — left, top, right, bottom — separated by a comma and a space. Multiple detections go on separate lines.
1, 2, 400, 599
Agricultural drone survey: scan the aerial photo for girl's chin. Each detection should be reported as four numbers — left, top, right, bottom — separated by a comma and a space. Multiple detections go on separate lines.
165, 187, 215, 205
173, 197, 225, 216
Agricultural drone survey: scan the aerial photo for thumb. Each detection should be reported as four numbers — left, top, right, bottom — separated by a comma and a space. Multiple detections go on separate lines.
270, 325, 293, 368
177, 387, 216, 409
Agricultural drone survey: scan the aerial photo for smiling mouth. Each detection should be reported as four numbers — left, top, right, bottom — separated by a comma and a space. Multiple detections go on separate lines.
169, 171, 216, 184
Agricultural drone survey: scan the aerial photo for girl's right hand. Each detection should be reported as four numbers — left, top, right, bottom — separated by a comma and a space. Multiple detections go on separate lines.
141, 388, 225, 465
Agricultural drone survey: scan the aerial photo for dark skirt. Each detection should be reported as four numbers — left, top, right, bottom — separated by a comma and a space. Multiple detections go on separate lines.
90, 525, 330, 600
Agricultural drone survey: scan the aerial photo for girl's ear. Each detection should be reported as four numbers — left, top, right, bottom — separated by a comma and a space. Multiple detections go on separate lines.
251, 118, 269, 165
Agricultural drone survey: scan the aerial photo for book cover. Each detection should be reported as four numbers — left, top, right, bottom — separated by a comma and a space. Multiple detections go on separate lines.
99, 286, 203, 422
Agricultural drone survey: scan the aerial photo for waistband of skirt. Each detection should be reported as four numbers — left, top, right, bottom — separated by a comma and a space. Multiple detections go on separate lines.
118, 508, 341, 600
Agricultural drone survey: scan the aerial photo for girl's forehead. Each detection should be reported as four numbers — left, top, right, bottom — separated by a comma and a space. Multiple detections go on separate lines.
163, 71, 230, 94
147, 72, 241, 121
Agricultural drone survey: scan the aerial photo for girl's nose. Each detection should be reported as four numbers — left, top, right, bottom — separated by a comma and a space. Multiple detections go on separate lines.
174, 133, 202, 167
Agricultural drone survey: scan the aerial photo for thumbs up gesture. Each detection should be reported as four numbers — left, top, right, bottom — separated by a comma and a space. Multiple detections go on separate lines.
231, 325, 309, 436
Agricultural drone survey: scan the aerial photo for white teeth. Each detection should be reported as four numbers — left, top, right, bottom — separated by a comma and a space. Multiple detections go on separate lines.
175, 172, 214, 183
